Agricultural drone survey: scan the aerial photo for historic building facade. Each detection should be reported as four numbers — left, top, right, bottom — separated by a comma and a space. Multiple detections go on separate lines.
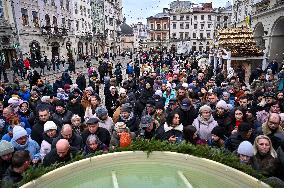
169, 1, 232, 53
232, 0, 284, 62
0, 0, 93, 66
147, 8, 170, 50
131, 22, 149, 52
91, 0, 123, 57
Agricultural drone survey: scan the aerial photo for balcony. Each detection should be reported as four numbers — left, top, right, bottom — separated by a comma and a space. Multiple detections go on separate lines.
41, 26, 68, 37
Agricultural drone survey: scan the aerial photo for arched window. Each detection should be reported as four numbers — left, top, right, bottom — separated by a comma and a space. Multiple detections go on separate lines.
45, 14, 50, 26
53, 16, 57, 27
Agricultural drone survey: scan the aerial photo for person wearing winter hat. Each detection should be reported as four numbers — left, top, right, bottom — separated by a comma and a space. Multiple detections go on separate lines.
52, 100, 73, 125
237, 141, 254, 164
139, 115, 156, 139
118, 103, 140, 134
95, 106, 114, 134
81, 118, 111, 146
208, 126, 227, 148
11, 126, 41, 162
192, 105, 218, 141
0, 140, 14, 180
40, 121, 58, 159
1, 150, 31, 186
216, 100, 228, 110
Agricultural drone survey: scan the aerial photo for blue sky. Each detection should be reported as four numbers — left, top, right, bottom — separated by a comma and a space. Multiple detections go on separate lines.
122, 0, 232, 24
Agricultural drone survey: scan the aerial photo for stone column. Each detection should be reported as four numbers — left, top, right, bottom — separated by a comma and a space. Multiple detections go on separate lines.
226, 51, 232, 74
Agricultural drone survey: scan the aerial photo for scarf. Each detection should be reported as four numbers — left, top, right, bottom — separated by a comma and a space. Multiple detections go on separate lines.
164, 122, 183, 132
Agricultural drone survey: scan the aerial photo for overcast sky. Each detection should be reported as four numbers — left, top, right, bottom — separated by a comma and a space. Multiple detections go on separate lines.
122, 0, 232, 24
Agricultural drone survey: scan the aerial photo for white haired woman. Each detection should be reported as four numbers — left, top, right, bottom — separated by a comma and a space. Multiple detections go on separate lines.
252, 135, 279, 177
71, 114, 85, 135
192, 105, 218, 141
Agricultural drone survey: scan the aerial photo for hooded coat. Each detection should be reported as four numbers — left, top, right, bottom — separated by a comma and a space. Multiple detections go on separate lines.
192, 115, 218, 141
11, 138, 40, 160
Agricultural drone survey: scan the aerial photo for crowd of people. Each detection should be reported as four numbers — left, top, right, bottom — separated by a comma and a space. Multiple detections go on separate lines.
0, 49, 284, 187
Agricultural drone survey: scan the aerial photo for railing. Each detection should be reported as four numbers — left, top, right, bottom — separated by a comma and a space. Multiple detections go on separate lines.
41, 26, 68, 37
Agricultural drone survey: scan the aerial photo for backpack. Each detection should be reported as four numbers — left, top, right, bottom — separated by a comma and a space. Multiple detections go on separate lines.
119, 132, 132, 148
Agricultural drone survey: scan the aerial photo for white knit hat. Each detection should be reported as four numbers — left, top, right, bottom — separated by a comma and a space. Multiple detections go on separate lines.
182, 83, 189, 89
109, 86, 116, 91
0, 140, 14, 156
119, 88, 126, 95
155, 90, 163, 97
13, 126, 28, 141
199, 105, 212, 113
237, 141, 254, 157
216, 100, 228, 110
44, 121, 57, 132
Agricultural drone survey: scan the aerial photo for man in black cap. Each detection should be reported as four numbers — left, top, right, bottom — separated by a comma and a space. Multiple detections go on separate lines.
81, 118, 110, 146
165, 98, 178, 115
118, 103, 140, 134
52, 100, 73, 125
138, 115, 156, 139
175, 98, 197, 127
141, 99, 156, 117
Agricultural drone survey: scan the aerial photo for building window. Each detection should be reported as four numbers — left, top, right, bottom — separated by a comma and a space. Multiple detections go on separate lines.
185, 23, 189, 29
185, 32, 189, 39
208, 24, 211, 29
179, 32, 183, 39
53, 16, 57, 27
76, 20, 79, 30
194, 15, 197, 20
43, 0, 47, 4
157, 24, 161, 30
68, 19, 71, 29
200, 33, 203, 39
180, 15, 184, 21
217, 16, 220, 21
194, 24, 197, 29
0, 0, 3, 18
224, 16, 228, 21
173, 15, 176, 20
150, 24, 154, 29
151, 34, 154, 41
199, 46, 203, 51
60, 0, 63, 8
192, 46, 196, 51
45, 14, 50, 26
21, 8, 29, 26
80, 5, 83, 15
75, 3, 78, 14
201, 24, 204, 29
157, 34, 161, 41
163, 23, 167, 30
208, 15, 211, 21
193, 42, 196, 45
32, 11, 39, 27
201, 15, 204, 20
180, 23, 184, 29
193, 33, 196, 38
207, 33, 210, 38
173, 23, 176, 29
66, 1, 69, 10
163, 34, 166, 40
109, 18, 113, 26
51, 0, 55, 6
186, 15, 189, 20
172, 33, 176, 38
62, 18, 65, 27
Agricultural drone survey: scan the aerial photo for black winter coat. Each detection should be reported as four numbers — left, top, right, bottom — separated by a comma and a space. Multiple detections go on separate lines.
31, 118, 62, 145
81, 128, 111, 147
67, 101, 85, 120
52, 133, 83, 150
1, 166, 22, 188
43, 147, 78, 166
52, 110, 73, 125
76, 75, 86, 91
175, 107, 198, 127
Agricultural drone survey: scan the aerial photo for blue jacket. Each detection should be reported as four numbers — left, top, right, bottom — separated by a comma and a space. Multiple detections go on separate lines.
163, 90, 176, 106
18, 90, 31, 101
11, 138, 40, 160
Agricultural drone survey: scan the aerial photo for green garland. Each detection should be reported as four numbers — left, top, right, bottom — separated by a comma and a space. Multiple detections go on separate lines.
19, 140, 279, 187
